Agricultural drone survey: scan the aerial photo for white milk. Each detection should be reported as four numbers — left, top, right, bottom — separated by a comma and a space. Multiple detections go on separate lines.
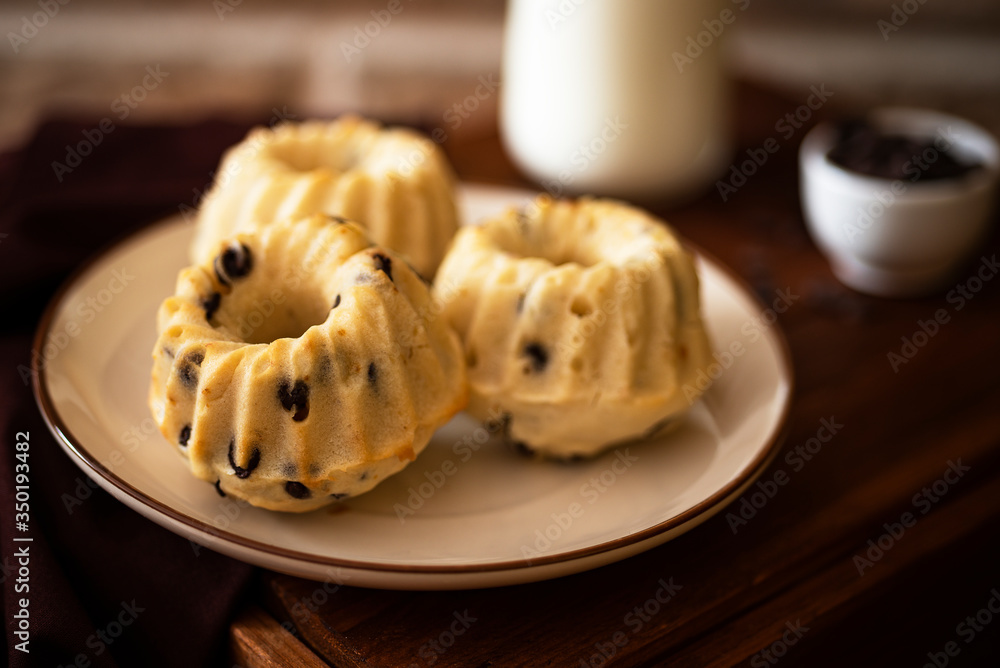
501, 0, 732, 201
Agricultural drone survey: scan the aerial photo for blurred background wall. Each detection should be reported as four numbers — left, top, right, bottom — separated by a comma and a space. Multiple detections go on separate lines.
1, 0, 998, 151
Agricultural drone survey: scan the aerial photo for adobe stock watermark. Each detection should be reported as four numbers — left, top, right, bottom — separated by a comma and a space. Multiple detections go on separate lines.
844, 126, 964, 244
553, 250, 668, 360
853, 459, 970, 576
55, 600, 145, 668
887, 255, 998, 373
18, 267, 135, 387
683, 287, 799, 403
407, 610, 478, 668
442, 74, 500, 134
340, 0, 415, 63
411, 93, 633, 248
878, 0, 929, 41
60, 410, 175, 514
673, 0, 752, 73
725, 417, 843, 534
190, 493, 253, 557
393, 406, 508, 523
213, 0, 242, 21
51, 66, 170, 182
923, 587, 1000, 668
222, 288, 289, 342
286, 568, 353, 624
396, 74, 500, 176
7, 0, 70, 54
178, 105, 296, 223
717, 85, 833, 202
499, 120, 630, 221
520, 448, 638, 562
396, 278, 461, 349
749, 620, 810, 667
544, 0, 589, 30
533, 116, 629, 200
578, 577, 683, 667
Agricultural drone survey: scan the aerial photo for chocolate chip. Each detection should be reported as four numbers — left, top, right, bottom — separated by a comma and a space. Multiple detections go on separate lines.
278, 380, 310, 421
285, 481, 311, 499
330, 492, 349, 500
516, 210, 530, 234
332, 294, 341, 309
498, 411, 511, 428
201, 292, 221, 321
228, 440, 261, 479
177, 364, 197, 389
214, 242, 253, 287
500, 414, 543, 458
486, 412, 511, 435
373, 253, 393, 281
522, 342, 548, 372
828, 118, 982, 181
512, 441, 535, 457
214, 480, 226, 497
177, 351, 204, 390
367, 362, 378, 388
178, 425, 191, 447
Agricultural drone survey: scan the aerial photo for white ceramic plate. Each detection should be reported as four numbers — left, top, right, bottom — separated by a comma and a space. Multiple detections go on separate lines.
33, 184, 792, 590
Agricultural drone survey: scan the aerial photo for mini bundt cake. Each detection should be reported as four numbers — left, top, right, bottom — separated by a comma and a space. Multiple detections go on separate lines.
151, 213, 467, 512
190, 115, 459, 278
434, 197, 712, 459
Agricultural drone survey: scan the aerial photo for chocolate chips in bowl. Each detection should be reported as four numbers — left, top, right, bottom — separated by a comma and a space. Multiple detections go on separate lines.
827, 118, 984, 183
799, 108, 999, 297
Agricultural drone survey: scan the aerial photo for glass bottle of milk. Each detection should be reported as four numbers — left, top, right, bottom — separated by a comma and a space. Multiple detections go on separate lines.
501, 0, 732, 202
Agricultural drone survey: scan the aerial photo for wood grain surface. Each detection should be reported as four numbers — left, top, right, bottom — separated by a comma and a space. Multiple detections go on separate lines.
230, 81, 1000, 667
230, 606, 331, 668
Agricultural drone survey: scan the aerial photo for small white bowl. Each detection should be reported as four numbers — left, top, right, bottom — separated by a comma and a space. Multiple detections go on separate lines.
800, 108, 998, 297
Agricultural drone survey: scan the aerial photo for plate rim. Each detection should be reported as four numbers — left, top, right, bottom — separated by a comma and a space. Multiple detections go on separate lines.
32, 188, 794, 576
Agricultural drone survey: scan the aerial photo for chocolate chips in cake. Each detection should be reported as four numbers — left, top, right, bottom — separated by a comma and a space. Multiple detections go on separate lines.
285, 481, 311, 499
372, 252, 393, 281
522, 342, 549, 373
229, 440, 261, 479
214, 242, 253, 287
277, 380, 310, 422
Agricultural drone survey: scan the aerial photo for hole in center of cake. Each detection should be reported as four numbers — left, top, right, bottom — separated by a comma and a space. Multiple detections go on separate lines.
212, 281, 332, 345
268, 134, 393, 175
497, 214, 604, 268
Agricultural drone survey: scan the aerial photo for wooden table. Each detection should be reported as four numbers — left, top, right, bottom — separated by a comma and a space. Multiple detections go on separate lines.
229, 83, 1000, 667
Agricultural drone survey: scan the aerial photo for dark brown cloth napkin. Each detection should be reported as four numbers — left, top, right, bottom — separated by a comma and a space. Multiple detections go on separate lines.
0, 119, 262, 667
